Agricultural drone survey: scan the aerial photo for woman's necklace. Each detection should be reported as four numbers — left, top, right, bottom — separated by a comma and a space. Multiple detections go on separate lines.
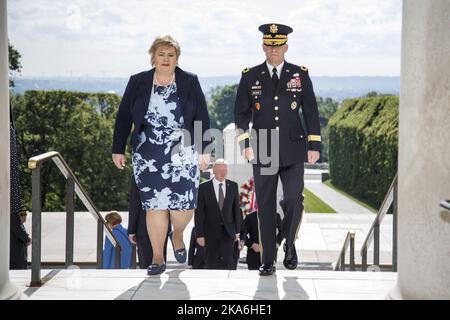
154, 72, 175, 86
153, 72, 175, 99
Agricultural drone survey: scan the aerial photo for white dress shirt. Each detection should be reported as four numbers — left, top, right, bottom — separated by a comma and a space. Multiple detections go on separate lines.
266, 60, 285, 78
212, 177, 226, 203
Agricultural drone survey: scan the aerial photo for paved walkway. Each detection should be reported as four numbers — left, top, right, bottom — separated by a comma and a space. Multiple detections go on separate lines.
305, 181, 375, 214
10, 269, 397, 300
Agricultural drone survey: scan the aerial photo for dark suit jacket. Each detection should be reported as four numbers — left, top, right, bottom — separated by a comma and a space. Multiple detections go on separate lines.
10, 213, 29, 269
195, 179, 241, 241
244, 211, 283, 269
112, 67, 210, 155
188, 227, 205, 269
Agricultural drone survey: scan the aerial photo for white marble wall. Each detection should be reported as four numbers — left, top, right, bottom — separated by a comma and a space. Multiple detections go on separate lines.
0, 0, 21, 300
391, 0, 450, 299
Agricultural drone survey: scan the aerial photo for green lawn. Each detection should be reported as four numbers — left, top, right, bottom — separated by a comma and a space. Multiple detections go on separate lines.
304, 188, 336, 213
323, 180, 378, 213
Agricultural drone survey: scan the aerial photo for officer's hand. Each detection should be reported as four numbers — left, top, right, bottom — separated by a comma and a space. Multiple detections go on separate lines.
197, 237, 205, 247
129, 234, 137, 245
307, 151, 320, 164
198, 154, 210, 171
112, 153, 126, 170
251, 243, 260, 253
243, 147, 254, 161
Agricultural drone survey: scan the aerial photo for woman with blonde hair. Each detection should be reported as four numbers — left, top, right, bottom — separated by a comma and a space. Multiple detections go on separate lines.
112, 35, 210, 275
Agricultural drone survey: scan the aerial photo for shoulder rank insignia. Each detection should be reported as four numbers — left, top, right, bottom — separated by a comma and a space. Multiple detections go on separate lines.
300, 66, 308, 72
243, 67, 250, 73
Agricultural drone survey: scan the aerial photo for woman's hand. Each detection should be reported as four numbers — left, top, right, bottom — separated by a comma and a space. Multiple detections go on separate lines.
243, 147, 254, 161
112, 153, 126, 170
129, 234, 137, 245
198, 154, 210, 171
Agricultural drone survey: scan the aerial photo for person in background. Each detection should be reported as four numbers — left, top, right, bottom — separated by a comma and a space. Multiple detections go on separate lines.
232, 209, 246, 269
10, 206, 30, 270
9, 104, 29, 270
187, 226, 205, 269
195, 159, 241, 270
103, 211, 132, 269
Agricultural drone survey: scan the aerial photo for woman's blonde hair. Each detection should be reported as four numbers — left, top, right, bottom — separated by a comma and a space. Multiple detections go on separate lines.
148, 35, 181, 66
105, 211, 122, 227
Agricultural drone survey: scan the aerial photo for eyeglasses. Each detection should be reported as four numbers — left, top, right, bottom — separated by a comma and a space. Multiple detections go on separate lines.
19, 212, 27, 217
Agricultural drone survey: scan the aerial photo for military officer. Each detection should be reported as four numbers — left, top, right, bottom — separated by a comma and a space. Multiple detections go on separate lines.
234, 23, 321, 276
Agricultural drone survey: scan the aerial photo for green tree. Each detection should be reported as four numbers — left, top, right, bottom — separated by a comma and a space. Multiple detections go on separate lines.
316, 97, 339, 162
328, 95, 399, 208
12, 90, 131, 211
8, 41, 22, 87
208, 84, 238, 131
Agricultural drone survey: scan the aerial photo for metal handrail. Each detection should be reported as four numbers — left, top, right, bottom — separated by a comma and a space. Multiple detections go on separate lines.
28, 151, 122, 286
334, 231, 355, 271
361, 173, 398, 271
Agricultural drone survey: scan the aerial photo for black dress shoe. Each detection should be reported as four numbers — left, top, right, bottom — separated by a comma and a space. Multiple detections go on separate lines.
259, 263, 276, 276
283, 244, 298, 270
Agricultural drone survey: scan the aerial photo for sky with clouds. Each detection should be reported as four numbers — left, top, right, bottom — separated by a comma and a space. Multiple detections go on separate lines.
8, 0, 402, 77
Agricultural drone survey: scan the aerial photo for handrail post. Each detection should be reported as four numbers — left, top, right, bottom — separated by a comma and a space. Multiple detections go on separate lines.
340, 250, 345, 271
65, 177, 75, 268
392, 178, 398, 272
362, 247, 368, 271
374, 219, 380, 266
30, 166, 42, 286
97, 219, 103, 269
350, 233, 355, 271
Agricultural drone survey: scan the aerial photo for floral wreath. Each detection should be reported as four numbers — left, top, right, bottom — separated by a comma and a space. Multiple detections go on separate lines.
239, 176, 257, 215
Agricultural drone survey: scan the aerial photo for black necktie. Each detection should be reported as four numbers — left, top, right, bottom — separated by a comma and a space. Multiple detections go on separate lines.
218, 183, 224, 211
272, 67, 279, 88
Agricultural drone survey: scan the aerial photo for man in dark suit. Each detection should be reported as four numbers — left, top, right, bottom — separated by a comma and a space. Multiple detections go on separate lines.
10, 207, 30, 270
232, 209, 246, 269
244, 209, 283, 270
234, 23, 321, 276
188, 227, 205, 269
195, 159, 241, 270
127, 175, 169, 269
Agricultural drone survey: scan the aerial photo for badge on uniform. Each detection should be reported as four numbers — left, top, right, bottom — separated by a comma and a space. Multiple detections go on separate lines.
255, 102, 261, 110
291, 101, 297, 110
287, 75, 302, 92
252, 80, 262, 97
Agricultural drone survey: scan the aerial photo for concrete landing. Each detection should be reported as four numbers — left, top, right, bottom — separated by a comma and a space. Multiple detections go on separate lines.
10, 269, 397, 300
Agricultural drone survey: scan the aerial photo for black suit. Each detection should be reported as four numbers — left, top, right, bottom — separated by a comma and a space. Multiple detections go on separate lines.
10, 213, 29, 270
232, 210, 246, 269
188, 227, 205, 269
195, 179, 241, 270
234, 61, 321, 264
244, 211, 283, 270
128, 176, 169, 268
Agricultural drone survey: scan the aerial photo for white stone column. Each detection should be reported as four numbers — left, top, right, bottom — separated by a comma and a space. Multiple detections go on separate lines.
0, 0, 21, 300
389, 0, 450, 299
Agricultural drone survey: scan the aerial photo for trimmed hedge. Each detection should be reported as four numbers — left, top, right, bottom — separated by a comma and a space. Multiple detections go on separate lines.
328, 95, 398, 208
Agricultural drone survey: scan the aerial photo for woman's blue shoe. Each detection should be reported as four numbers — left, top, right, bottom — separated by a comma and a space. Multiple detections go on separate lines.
147, 263, 166, 275
169, 231, 187, 264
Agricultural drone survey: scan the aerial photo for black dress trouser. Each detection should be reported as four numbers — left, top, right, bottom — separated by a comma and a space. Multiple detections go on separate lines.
253, 163, 304, 264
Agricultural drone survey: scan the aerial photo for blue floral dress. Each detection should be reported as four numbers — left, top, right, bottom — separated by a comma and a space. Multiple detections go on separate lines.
132, 81, 200, 211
